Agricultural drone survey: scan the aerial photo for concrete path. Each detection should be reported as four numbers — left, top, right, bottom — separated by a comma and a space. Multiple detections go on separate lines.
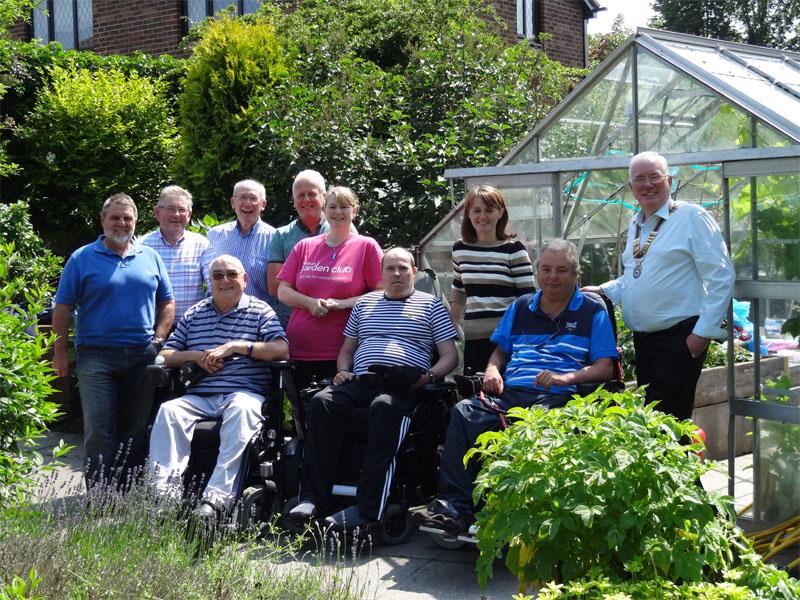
31, 429, 756, 600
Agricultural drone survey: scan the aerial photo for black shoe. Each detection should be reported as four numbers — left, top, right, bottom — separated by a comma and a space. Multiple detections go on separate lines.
288, 500, 317, 520
413, 498, 471, 535
324, 505, 371, 530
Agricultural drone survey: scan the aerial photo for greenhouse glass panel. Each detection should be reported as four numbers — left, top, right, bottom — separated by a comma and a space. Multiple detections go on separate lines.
729, 174, 800, 282
660, 41, 800, 132
637, 50, 755, 154
532, 56, 635, 162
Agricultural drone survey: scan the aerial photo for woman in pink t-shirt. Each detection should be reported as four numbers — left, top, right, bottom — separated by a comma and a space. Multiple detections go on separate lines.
278, 187, 383, 391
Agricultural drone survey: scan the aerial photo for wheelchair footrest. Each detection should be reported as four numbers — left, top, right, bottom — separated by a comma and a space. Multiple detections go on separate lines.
418, 524, 478, 544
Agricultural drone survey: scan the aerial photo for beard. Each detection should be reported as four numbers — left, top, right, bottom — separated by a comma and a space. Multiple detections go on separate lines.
107, 231, 133, 246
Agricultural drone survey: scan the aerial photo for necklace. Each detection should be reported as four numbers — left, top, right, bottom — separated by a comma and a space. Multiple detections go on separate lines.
631, 200, 678, 278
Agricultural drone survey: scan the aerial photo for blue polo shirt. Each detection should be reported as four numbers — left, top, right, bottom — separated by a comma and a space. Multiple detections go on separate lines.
165, 293, 287, 396
54, 236, 174, 347
490, 286, 618, 394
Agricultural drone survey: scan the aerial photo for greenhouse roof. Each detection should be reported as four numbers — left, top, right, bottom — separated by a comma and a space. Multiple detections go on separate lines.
447, 28, 800, 177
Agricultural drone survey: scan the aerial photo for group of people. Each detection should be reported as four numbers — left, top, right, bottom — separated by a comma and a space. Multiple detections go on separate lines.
51, 150, 735, 532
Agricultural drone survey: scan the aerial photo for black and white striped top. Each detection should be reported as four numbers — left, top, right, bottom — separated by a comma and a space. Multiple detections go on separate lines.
344, 290, 457, 375
450, 239, 535, 340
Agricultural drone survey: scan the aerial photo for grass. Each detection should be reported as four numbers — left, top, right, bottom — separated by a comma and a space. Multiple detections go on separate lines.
0, 463, 373, 600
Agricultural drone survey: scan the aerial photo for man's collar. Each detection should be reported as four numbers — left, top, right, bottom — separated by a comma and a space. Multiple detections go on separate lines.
529, 285, 583, 313
236, 218, 262, 234
298, 216, 325, 235
637, 197, 674, 224
212, 292, 250, 315
159, 228, 185, 246
94, 235, 142, 255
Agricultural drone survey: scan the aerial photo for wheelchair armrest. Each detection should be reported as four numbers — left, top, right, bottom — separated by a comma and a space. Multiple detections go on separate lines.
146, 363, 172, 388
421, 380, 458, 393
575, 379, 626, 396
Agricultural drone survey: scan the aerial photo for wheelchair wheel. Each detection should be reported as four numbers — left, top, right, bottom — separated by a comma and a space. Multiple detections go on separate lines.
429, 531, 467, 550
239, 485, 279, 538
377, 503, 413, 546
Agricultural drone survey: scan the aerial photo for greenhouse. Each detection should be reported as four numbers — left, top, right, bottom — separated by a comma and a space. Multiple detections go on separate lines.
420, 28, 799, 522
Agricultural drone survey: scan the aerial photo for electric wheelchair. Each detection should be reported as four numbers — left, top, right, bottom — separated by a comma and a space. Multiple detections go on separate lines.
286, 369, 460, 545
146, 358, 302, 534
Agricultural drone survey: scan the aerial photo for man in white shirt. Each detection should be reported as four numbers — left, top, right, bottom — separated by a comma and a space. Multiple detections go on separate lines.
585, 151, 735, 419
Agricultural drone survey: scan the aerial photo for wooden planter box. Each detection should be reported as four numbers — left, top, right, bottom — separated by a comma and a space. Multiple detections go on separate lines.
691, 356, 789, 460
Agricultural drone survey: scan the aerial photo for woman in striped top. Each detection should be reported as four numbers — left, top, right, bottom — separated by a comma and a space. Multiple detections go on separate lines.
450, 185, 535, 374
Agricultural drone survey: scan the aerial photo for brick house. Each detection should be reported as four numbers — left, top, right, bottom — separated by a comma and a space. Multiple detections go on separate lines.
10, 0, 602, 68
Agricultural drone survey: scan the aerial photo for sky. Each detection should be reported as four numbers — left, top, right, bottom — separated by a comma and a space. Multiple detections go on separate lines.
587, 0, 657, 36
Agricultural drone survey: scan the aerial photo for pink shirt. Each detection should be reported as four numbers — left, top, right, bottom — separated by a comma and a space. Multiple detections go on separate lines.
278, 234, 383, 360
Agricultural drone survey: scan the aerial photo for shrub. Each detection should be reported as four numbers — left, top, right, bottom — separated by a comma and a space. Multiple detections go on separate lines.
14, 64, 178, 255
0, 202, 62, 305
469, 389, 752, 588
172, 13, 285, 215
0, 242, 65, 510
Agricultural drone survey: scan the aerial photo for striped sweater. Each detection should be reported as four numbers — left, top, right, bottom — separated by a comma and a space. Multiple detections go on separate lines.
450, 239, 535, 341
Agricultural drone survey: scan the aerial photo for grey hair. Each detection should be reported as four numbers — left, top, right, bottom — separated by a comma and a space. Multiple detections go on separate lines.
534, 239, 580, 274
210, 254, 245, 273
233, 179, 266, 201
101, 193, 137, 219
628, 151, 669, 181
158, 185, 193, 210
292, 170, 326, 195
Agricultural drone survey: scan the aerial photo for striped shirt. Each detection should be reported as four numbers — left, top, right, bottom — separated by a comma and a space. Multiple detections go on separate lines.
491, 287, 618, 394
139, 228, 215, 325
207, 219, 276, 307
450, 239, 535, 340
165, 293, 287, 395
344, 290, 457, 375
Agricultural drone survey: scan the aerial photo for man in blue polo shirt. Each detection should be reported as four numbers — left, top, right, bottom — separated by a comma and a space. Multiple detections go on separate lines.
414, 239, 618, 534
53, 193, 175, 485
149, 254, 288, 518
207, 179, 276, 307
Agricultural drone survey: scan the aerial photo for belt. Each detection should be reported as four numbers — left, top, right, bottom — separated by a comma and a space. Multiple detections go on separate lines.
633, 316, 698, 337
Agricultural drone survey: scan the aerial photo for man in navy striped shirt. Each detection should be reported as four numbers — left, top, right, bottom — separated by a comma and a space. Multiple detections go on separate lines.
415, 239, 618, 535
149, 254, 289, 518
289, 248, 458, 529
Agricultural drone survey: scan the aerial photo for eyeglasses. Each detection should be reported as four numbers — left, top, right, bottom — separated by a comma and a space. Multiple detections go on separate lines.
235, 195, 262, 204
629, 174, 668, 186
158, 205, 189, 215
212, 271, 242, 281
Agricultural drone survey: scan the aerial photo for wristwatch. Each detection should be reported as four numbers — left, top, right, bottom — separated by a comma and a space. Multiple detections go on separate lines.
426, 369, 437, 383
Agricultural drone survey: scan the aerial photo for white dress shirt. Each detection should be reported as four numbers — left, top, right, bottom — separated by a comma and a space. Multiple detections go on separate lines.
601, 200, 735, 338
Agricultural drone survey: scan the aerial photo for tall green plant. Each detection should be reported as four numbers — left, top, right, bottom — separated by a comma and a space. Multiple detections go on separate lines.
0, 243, 66, 509
173, 13, 285, 214
14, 65, 177, 255
469, 390, 743, 588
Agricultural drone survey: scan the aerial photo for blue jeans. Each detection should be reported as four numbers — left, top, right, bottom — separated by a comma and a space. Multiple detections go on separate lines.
75, 342, 157, 484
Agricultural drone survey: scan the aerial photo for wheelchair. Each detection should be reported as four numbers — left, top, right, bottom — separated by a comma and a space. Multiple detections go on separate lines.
146, 359, 301, 534
287, 369, 459, 545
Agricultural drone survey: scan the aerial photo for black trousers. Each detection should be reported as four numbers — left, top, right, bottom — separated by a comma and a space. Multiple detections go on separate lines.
299, 380, 415, 520
633, 316, 707, 421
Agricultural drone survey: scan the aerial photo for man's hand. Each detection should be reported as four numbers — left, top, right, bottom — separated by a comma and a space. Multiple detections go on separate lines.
333, 370, 355, 385
201, 342, 237, 373
533, 369, 569, 390
686, 333, 710, 359
52, 349, 70, 378
579, 285, 603, 294
482, 364, 504, 396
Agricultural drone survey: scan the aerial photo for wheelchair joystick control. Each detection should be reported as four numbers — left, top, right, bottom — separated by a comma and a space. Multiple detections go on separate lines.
155, 355, 166, 365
